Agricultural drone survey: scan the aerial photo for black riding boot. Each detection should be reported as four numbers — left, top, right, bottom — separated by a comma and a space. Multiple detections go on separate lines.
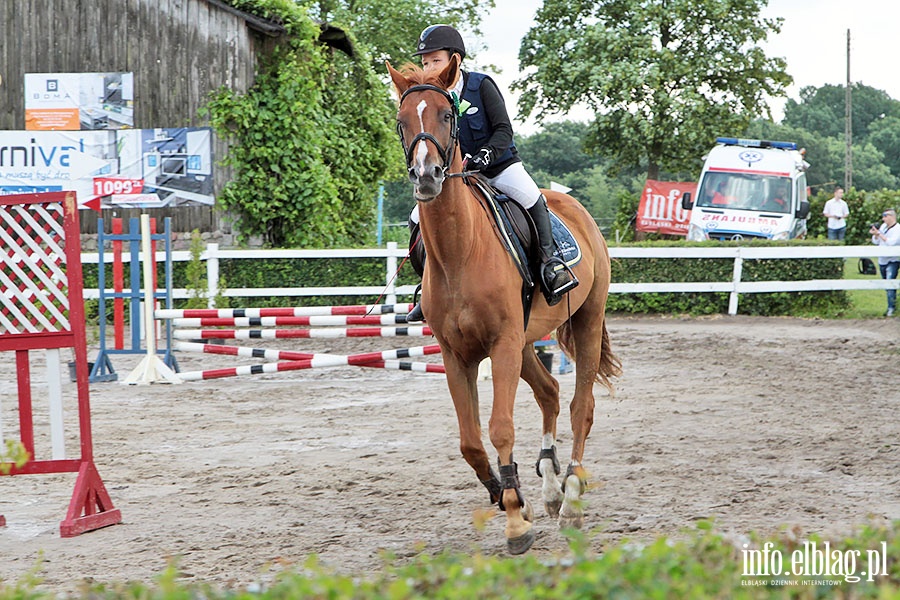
407, 219, 425, 323
527, 196, 578, 306
407, 289, 425, 323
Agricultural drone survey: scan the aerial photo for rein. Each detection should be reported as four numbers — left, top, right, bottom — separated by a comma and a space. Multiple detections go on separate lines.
397, 84, 460, 175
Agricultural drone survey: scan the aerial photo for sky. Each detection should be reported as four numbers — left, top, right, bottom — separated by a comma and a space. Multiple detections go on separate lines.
474, 0, 900, 135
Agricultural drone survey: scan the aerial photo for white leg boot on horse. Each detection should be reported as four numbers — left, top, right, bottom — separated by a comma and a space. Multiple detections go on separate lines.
520, 347, 565, 517
526, 196, 578, 306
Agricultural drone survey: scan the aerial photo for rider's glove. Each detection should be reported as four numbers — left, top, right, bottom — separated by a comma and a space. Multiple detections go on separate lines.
467, 147, 492, 172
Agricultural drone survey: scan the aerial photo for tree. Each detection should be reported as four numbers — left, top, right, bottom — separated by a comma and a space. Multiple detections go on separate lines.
516, 121, 602, 176
783, 83, 900, 142
744, 118, 898, 192
310, 0, 495, 71
209, 0, 402, 247
303, 0, 498, 246
866, 116, 900, 179
514, 0, 792, 180
516, 120, 644, 228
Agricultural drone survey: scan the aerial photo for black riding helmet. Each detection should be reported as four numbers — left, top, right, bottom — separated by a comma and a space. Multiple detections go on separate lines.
413, 24, 466, 60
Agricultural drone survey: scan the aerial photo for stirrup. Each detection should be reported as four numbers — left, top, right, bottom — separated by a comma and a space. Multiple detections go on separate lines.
541, 259, 578, 306
406, 285, 425, 323
406, 302, 425, 323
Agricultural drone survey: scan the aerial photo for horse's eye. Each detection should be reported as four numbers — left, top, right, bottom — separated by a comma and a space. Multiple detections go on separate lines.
444, 111, 453, 122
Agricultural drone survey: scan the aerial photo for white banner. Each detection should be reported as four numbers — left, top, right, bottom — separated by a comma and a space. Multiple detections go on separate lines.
25, 72, 134, 131
0, 128, 214, 208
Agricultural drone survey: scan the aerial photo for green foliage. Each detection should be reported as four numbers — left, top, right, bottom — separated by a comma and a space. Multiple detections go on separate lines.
607, 241, 848, 316
5, 521, 900, 598
867, 116, 900, 179
516, 121, 603, 176
207, 1, 399, 247
804, 188, 900, 244
0, 440, 29, 474
611, 188, 642, 243
215, 256, 418, 308
752, 83, 900, 191
745, 119, 900, 193
309, 0, 495, 72
784, 83, 900, 142
515, 0, 791, 179
841, 257, 887, 318
183, 230, 208, 309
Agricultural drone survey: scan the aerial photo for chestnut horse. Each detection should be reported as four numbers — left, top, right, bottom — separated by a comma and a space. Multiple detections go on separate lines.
388, 56, 621, 554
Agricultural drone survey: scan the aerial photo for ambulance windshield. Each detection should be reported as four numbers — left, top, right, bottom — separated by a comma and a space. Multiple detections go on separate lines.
696, 173, 792, 214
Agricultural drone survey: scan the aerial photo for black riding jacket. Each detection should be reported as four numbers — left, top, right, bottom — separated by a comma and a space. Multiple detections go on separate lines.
458, 70, 520, 179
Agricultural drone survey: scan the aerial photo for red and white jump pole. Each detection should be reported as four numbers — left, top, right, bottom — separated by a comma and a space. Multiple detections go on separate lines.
155, 303, 414, 320
170, 314, 412, 328
172, 325, 433, 340
177, 356, 445, 381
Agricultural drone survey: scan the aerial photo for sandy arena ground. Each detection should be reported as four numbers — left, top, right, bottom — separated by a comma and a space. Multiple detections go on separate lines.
1, 315, 899, 590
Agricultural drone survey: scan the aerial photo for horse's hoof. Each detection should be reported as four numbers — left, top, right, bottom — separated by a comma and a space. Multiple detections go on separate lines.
507, 528, 535, 555
544, 499, 562, 518
558, 512, 584, 530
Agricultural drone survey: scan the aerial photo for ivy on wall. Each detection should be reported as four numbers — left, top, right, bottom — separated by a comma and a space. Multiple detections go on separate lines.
206, 0, 402, 248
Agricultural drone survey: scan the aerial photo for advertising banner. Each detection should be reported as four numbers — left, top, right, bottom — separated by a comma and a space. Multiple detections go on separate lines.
25, 72, 134, 131
0, 128, 214, 208
636, 179, 696, 236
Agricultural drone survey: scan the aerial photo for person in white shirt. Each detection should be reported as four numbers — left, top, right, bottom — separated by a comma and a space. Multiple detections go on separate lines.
823, 186, 849, 240
870, 208, 900, 316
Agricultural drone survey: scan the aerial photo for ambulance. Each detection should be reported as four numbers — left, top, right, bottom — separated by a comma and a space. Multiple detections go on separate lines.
680, 137, 811, 241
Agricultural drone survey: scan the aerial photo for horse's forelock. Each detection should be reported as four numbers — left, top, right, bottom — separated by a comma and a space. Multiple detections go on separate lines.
397, 63, 443, 87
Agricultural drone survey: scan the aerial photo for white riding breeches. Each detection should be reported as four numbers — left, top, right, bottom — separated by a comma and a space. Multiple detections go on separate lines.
409, 161, 542, 225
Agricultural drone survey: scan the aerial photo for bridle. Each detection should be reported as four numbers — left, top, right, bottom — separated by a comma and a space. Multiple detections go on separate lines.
397, 84, 459, 176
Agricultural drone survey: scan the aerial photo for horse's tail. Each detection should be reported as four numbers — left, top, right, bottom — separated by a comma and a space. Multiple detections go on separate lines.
556, 319, 622, 396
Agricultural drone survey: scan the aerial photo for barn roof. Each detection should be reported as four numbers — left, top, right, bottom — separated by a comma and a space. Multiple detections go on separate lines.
205, 0, 286, 36
204, 0, 352, 55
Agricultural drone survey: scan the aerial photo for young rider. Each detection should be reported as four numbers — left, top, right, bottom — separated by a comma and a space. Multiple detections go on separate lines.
405, 24, 576, 323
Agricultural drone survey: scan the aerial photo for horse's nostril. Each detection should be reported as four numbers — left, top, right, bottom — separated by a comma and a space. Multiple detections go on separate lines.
408, 168, 417, 183
432, 165, 443, 179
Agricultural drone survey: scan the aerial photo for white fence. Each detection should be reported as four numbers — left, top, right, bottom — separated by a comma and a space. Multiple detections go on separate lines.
80, 242, 900, 316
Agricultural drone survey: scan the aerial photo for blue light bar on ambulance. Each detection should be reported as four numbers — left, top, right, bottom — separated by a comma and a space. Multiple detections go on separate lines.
715, 137, 798, 150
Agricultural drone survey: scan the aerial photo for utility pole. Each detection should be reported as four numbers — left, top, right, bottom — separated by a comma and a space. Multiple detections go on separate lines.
845, 29, 852, 190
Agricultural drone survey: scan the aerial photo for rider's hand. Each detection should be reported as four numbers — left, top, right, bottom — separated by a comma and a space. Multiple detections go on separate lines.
467, 147, 492, 172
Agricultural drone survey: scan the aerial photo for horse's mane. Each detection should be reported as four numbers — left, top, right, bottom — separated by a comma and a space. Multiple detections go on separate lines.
396, 63, 444, 87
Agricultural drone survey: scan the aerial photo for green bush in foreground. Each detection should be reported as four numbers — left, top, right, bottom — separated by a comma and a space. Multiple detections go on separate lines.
3, 521, 900, 599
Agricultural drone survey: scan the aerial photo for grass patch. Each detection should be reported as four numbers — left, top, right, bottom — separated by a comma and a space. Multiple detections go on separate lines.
3, 521, 900, 599
842, 257, 888, 318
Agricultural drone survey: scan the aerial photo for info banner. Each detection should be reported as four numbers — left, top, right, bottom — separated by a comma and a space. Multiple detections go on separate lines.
0, 128, 214, 208
636, 179, 696, 236
25, 72, 134, 131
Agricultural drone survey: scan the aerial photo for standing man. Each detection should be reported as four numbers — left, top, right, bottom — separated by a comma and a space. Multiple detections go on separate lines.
870, 209, 900, 317
823, 186, 849, 240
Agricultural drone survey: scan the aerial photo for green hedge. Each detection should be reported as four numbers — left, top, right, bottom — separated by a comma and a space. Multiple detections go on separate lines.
806, 188, 900, 244
79, 239, 847, 320
80, 254, 421, 317
217, 257, 420, 308
3, 520, 900, 598
608, 240, 848, 316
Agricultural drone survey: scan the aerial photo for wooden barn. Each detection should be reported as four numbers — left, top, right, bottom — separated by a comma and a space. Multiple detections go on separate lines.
0, 0, 348, 235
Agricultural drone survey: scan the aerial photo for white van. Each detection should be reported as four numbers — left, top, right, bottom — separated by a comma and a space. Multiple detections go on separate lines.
681, 137, 811, 241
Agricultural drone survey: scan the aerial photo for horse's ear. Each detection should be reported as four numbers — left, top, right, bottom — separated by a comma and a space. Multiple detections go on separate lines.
437, 54, 460, 90
386, 61, 410, 97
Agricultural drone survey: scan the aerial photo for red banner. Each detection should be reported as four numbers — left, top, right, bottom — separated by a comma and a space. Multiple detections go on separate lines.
636, 179, 696, 236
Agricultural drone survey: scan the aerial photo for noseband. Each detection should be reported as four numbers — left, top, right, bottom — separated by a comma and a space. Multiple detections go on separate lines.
397, 84, 459, 176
